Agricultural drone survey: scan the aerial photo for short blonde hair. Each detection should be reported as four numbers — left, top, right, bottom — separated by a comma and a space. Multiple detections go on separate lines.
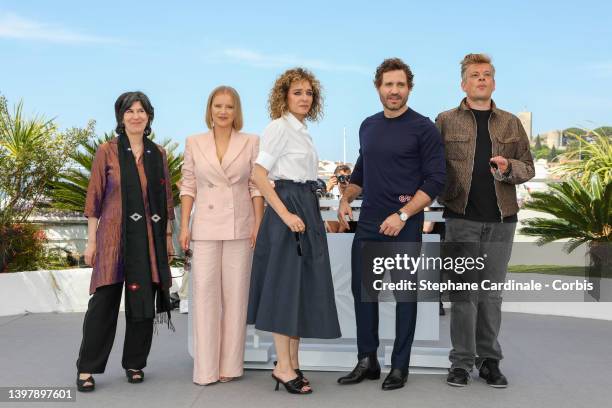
460, 53, 495, 82
205, 86, 243, 131
268, 67, 323, 121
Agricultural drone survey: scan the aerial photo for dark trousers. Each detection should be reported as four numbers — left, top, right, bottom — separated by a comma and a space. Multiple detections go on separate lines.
76, 283, 154, 373
351, 216, 421, 374
445, 218, 516, 371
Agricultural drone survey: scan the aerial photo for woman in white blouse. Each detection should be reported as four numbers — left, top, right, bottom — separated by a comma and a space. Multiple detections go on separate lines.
247, 68, 341, 395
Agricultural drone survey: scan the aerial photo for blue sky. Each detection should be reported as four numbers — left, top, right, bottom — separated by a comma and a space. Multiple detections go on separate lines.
1, 0, 611, 161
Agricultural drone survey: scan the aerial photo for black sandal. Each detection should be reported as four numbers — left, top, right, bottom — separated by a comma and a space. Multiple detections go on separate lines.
294, 368, 309, 385
76, 374, 95, 392
125, 369, 144, 383
271, 374, 312, 394
273, 361, 310, 385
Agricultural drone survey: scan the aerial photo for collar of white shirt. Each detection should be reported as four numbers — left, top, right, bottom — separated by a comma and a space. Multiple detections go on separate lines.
283, 112, 307, 132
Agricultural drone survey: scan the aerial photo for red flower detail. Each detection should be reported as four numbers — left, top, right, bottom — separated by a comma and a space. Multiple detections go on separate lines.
33, 230, 47, 241
128, 283, 140, 291
160, 178, 166, 185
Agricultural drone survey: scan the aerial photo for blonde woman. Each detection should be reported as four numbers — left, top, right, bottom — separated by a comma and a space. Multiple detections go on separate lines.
247, 68, 341, 395
179, 86, 264, 385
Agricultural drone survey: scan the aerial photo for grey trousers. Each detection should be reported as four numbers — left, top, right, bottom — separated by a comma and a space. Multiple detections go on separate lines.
445, 217, 516, 371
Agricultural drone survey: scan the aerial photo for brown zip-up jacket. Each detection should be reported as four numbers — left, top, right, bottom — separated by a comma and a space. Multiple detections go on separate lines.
435, 98, 535, 219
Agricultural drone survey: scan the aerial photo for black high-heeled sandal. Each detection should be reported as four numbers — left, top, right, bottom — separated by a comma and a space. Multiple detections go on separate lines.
271, 374, 312, 394
294, 368, 309, 384
76, 374, 95, 392
125, 369, 144, 383
273, 361, 310, 385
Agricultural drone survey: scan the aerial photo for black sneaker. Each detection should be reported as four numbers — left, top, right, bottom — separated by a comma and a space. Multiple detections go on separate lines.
446, 368, 470, 387
479, 359, 508, 388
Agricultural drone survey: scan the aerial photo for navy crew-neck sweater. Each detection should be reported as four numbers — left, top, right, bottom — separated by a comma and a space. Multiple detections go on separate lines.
351, 108, 446, 220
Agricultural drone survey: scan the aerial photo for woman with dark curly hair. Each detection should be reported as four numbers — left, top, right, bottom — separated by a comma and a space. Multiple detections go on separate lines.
76, 91, 175, 392
247, 68, 341, 395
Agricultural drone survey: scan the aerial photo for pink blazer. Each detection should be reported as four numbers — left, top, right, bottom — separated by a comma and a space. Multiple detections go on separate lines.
180, 130, 261, 241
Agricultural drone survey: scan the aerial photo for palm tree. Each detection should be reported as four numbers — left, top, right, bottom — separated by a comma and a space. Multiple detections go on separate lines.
520, 176, 611, 253
0, 94, 90, 271
0, 95, 91, 218
46, 131, 113, 213
1, 98, 56, 223
49, 132, 183, 212
551, 129, 612, 184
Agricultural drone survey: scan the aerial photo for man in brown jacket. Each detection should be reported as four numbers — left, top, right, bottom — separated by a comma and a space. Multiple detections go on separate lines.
436, 53, 534, 388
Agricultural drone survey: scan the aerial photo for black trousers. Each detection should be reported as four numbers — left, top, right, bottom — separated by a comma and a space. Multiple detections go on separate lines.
351, 216, 421, 374
76, 283, 154, 373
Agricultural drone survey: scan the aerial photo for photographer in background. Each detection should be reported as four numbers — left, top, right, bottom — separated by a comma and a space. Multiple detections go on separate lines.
326, 164, 352, 200
325, 165, 354, 232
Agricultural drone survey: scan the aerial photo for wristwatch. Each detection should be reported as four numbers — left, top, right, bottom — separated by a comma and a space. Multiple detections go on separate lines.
396, 210, 409, 222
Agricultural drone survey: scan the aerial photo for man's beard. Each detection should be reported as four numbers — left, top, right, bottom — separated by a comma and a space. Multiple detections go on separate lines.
382, 95, 408, 111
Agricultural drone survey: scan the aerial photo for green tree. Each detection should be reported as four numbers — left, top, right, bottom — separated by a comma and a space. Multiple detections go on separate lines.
531, 134, 555, 160
534, 135, 542, 150
562, 127, 586, 152
523, 130, 612, 284
593, 126, 612, 137
563, 127, 587, 138
548, 145, 558, 162
551, 129, 612, 184
563, 126, 612, 155
0, 94, 92, 271
520, 176, 611, 253
534, 145, 550, 160
49, 131, 183, 213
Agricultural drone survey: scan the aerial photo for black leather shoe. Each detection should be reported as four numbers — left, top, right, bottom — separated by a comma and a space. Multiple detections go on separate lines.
479, 359, 508, 388
446, 368, 470, 387
381, 368, 408, 391
337, 354, 381, 384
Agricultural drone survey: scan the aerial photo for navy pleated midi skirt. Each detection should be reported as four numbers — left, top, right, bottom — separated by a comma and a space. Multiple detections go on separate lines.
247, 180, 341, 339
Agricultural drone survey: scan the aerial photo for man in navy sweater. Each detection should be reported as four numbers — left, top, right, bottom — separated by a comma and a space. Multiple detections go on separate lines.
336, 58, 446, 390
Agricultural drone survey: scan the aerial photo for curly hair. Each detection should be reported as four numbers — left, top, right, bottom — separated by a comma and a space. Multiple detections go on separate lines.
268, 67, 323, 121
373, 58, 414, 90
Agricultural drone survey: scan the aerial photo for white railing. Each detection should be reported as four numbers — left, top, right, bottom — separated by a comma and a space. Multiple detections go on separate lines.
318, 199, 445, 222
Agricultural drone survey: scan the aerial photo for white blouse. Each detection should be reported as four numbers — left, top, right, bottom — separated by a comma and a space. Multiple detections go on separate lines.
255, 112, 319, 182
